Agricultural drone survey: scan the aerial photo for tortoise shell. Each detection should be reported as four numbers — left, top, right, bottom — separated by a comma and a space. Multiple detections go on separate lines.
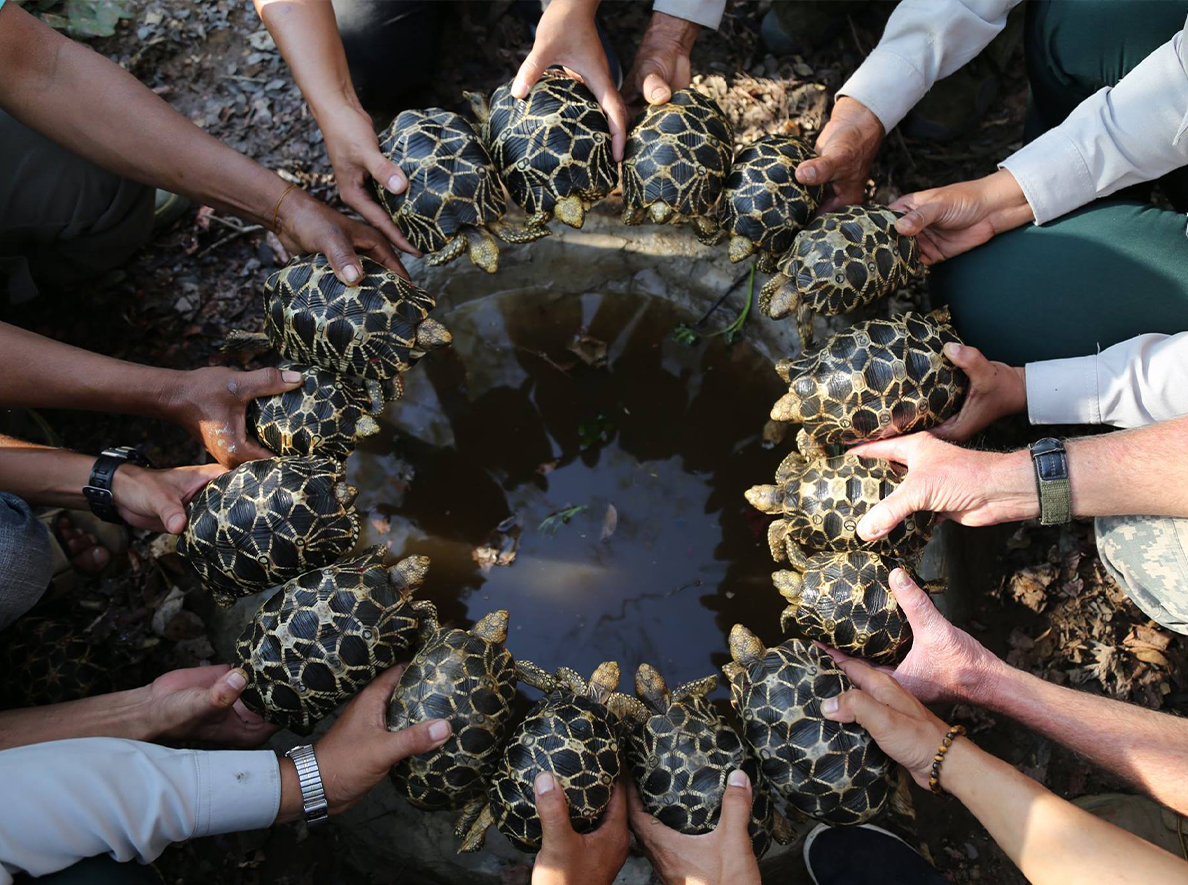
248, 363, 382, 461
621, 88, 733, 244
772, 308, 968, 445
624, 665, 785, 857
772, 550, 912, 665
0, 615, 111, 709
759, 206, 923, 344
744, 429, 932, 561
720, 135, 822, 268
387, 609, 518, 812
176, 456, 360, 607
723, 626, 893, 825
477, 70, 618, 231
235, 547, 430, 733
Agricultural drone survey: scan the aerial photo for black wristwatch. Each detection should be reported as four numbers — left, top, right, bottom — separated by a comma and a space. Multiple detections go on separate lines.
83, 446, 153, 525
1028, 437, 1072, 526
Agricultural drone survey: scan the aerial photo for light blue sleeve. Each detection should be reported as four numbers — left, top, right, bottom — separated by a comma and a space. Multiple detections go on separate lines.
0, 739, 280, 883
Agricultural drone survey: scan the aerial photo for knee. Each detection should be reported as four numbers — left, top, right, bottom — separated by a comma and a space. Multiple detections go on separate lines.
1096, 515, 1188, 635
0, 494, 53, 632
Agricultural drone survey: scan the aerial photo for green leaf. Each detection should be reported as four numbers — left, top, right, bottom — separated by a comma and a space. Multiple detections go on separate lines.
670, 324, 701, 347
62, 0, 133, 38
538, 505, 589, 537
577, 412, 616, 450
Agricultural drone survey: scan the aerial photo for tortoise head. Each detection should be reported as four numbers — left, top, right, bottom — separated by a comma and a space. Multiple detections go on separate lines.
464, 89, 491, 124
928, 305, 953, 327
587, 660, 621, 703
334, 481, 359, 509
388, 554, 431, 597
414, 317, 453, 354
648, 202, 675, 225
727, 623, 767, 668
728, 234, 756, 263
354, 413, 381, 440
771, 569, 805, 604
471, 609, 509, 645
744, 483, 784, 515
770, 372, 818, 423
553, 194, 586, 229
634, 663, 670, 712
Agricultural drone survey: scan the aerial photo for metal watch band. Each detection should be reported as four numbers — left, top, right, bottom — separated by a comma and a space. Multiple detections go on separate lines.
284, 744, 329, 827
82, 446, 153, 525
1029, 437, 1072, 526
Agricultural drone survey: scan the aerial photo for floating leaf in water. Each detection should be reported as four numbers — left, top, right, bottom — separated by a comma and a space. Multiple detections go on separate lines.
538, 505, 588, 537
601, 504, 618, 541
567, 334, 608, 368
577, 413, 615, 449
670, 324, 701, 347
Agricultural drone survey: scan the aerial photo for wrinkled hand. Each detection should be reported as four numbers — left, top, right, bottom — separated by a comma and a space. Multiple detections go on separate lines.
627, 773, 761, 885
533, 775, 629, 885
932, 344, 1026, 442
624, 12, 699, 111
820, 655, 949, 789
276, 188, 413, 282
110, 463, 226, 534
147, 664, 277, 747
822, 569, 1002, 705
795, 97, 884, 212
848, 433, 1038, 542
514, 0, 629, 160
889, 169, 1034, 264
162, 365, 303, 467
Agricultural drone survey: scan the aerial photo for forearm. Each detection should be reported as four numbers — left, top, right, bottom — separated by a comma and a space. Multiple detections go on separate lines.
0, 688, 163, 750
0, 439, 160, 512
256, 0, 359, 122
945, 739, 1188, 883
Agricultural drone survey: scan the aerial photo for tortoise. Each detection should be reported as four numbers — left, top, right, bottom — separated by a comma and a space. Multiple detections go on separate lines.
468, 70, 618, 233
624, 664, 790, 857
771, 550, 912, 665
375, 108, 546, 273
759, 206, 923, 344
771, 308, 967, 445
248, 363, 381, 461
723, 625, 893, 824
458, 660, 645, 853
224, 254, 452, 406
720, 135, 823, 271
387, 609, 518, 812
621, 88, 733, 244
176, 456, 360, 607
0, 615, 111, 709
745, 429, 932, 561
235, 547, 432, 733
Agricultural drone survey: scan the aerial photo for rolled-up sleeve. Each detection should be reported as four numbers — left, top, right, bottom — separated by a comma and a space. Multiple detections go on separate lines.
0, 739, 280, 882
1001, 27, 1188, 224
652, 0, 725, 30
1026, 333, 1188, 428
838, 0, 1019, 133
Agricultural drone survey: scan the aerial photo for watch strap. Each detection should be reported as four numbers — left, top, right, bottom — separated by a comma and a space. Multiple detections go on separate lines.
1029, 438, 1072, 526
83, 447, 152, 525
284, 744, 329, 826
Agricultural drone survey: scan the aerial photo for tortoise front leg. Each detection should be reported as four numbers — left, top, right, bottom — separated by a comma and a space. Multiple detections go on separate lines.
515, 659, 560, 692
427, 233, 468, 268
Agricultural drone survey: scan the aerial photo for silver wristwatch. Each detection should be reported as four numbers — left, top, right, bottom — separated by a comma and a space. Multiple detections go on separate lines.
284, 744, 329, 826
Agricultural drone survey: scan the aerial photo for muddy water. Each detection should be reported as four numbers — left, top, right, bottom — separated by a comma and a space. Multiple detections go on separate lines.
349, 288, 789, 700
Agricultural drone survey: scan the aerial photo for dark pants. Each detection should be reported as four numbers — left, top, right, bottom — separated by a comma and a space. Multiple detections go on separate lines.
931, 1, 1188, 365
14, 856, 162, 885
0, 111, 153, 305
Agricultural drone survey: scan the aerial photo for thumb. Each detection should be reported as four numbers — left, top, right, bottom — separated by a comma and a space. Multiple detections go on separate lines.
856, 479, 923, 541
385, 718, 452, 765
159, 495, 188, 535
640, 70, 671, 106
796, 153, 836, 187
888, 568, 941, 631
942, 342, 989, 374
315, 225, 365, 286
367, 152, 407, 196
895, 200, 947, 236
206, 667, 249, 709
535, 771, 576, 844
237, 366, 304, 400
716, 770, 755, 839
820, 687, 895, 736
512, 52, 547, 99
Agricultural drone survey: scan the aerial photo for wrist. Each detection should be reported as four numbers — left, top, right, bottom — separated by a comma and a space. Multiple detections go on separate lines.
985, 169, 1035, 232
835, 95, 885, 138
984, 449, 1040, 523
1008, 366, 1027, 414
276, 757, 304, 823
649, 10, 701, 49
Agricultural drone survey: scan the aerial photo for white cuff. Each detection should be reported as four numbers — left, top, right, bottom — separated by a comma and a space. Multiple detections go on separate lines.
1025, 355, 1101, 425
652, 0, 725, 30
837, 47, 928, 134
193, 751, 281, 838
999, 130, 1097, 225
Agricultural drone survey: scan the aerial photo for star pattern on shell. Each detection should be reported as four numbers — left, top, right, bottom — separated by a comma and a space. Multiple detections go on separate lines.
0, 616, 110, 709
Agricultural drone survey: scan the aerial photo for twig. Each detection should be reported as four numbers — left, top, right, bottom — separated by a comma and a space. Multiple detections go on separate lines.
196, 224, 263, 257
515, 346, 573, 376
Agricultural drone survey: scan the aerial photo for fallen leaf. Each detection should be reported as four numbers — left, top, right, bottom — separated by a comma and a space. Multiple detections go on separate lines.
567, 334, 608, 368
601, 504, 618, 541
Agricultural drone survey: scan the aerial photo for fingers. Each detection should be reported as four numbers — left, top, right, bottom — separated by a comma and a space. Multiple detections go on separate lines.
895, 199, 947, 236
365, 153, 407, 197
795, 154, 835, 187
535, 771, 576, 844
343, 184, 421, 265
846, 433, 918, 465
715, 769, 754, 838
512, 51, 548, 100
351, 226, 410, 280
385, 716, 452, 765
588, 73, 629, 162
832, 657, 920, 717
236, 366, 304, 400
855, 478, 922, 542
820, 687, 896, 736
314, 223, 366, 286
640, 70, 671, 106
155, 493, 188, 535
887, 568, 941, 633
206, 667, 249, 710
601, 779, 627, 827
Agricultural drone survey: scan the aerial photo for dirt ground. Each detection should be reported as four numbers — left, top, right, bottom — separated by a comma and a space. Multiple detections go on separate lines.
5, 2, 1186, 883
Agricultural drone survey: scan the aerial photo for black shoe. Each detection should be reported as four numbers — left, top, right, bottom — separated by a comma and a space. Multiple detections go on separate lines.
804, 823, 948, 885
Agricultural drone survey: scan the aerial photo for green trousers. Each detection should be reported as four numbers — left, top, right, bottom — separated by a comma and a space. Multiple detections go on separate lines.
931, 1, 1188, 365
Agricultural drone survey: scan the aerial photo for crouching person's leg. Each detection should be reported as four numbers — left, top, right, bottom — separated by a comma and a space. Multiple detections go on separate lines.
1095, 515, 1188, 635
0, 492, 54, 632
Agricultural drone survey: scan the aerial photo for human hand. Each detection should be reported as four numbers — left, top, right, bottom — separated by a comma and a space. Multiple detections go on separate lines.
275, 187, 414, 282
627, 774, 761, 885
795, 97, 884, 211
820, 655, 949, 790
532, 774, 629, 885
848, 433, 1038, 541
932, 344, 1026, 442
146, 664, 278, 748
110, 462, 226, 534
623, 12, 699, 110
160, 365, 303, 467
276, 665, 451, 822
514, 0, 629, 161
889, 169, 1034, 264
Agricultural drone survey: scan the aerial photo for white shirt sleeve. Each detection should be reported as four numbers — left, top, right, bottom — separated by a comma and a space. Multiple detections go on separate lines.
1026, 333, 1188, 428
0, 739, 280, 883
652, 0, 726, 31
837, 0, 1021, 133
1000, 24, 1188, 224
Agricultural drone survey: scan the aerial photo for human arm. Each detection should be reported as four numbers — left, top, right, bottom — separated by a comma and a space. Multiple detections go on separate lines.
622, 6, 715, 112
531, 774, 628, 885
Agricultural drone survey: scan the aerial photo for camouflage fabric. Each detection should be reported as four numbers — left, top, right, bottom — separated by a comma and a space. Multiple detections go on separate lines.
1095, 515, 1188, 635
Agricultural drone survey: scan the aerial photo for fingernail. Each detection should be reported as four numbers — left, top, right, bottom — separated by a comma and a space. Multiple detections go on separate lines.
727, 769, 748, 788
226, 669, 247, 691
428, 719, 451, 742
386, 175, 404, 193
800, 167, 817, 183
944, 342, 961, 359
821, 696, 839, 714
535, 771, 556, 794
167, 515, 185, 534
858, 516, 879, 538
892, 569, 910, 590
282, 370, 302, 383
343, 265, 361, 284
650, 87, 667, 101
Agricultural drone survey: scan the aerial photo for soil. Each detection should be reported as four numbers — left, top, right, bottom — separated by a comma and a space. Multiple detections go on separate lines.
4, 2, 1185, 884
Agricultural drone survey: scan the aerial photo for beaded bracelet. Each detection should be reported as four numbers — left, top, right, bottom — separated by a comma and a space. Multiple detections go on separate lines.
928, 724, 966, 796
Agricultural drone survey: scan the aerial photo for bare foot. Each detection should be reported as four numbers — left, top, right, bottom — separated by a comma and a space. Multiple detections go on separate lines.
57, 514, 111, 572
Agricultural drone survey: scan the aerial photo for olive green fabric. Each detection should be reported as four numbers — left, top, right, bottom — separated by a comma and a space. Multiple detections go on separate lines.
932, 1, 1188, 364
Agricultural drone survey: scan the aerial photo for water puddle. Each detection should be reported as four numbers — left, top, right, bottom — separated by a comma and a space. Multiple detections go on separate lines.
349, 288, 788, 699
